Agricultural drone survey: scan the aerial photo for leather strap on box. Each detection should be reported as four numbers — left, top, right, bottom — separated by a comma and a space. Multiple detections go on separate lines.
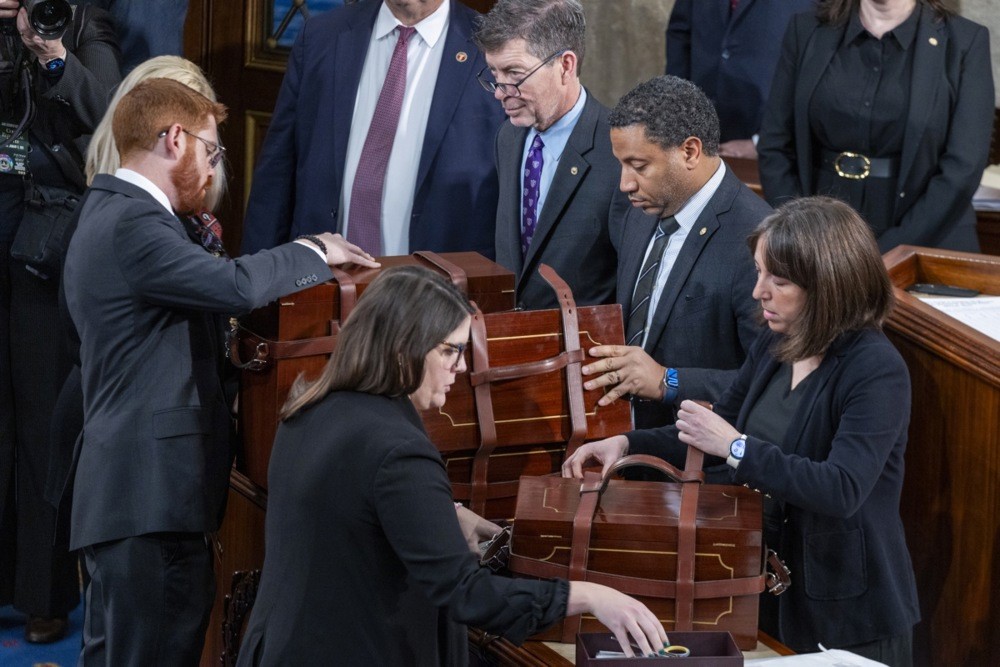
465, 265, 587, 514
413, 250, 468, 295
468, 305, 496, 515
674, 446, 704, 632
537, 264, 587, 458
328, 266, 356, 332
559, 471, 603, 642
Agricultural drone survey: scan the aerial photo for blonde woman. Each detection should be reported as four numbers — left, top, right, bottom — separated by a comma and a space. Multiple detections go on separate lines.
85, 55, 227, 210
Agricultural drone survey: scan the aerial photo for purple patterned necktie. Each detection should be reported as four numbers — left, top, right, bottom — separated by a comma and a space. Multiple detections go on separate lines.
348, 25, 416, 255
521, 134, 545, 256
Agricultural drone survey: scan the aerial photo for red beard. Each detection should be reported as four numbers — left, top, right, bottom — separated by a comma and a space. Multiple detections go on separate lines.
170, 144, 213, 215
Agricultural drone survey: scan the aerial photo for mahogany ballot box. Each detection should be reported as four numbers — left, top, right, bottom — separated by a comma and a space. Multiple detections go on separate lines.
233, 255, 631, 520
509, 452, 778, 650
233, 251, 513, 488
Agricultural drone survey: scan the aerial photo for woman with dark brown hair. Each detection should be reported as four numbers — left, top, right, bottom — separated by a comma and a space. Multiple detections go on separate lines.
238, 266, 666, 665
757, 0, 994, 253
565, 197, 920, 664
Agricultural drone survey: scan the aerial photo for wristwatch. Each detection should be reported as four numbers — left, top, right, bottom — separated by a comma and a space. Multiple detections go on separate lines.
42, 56, 66, 77
727, 434, 747, 469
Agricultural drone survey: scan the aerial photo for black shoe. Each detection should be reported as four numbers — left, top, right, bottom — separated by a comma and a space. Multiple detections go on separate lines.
25, 615, 68, 644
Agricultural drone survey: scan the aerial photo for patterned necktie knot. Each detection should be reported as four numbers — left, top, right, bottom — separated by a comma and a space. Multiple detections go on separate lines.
521, 134, 545, 256
625, 215, 679, 348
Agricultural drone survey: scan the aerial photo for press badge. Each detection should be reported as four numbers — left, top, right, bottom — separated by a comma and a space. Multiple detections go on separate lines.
0, 122, 30, 176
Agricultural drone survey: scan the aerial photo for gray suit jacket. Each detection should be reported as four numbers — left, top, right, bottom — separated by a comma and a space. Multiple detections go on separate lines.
494, 92, 628, 309
63, 175, 331, 550
616, 167, 768, 429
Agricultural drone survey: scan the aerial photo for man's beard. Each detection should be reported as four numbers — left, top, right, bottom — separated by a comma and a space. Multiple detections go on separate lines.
170, 145, 213, 215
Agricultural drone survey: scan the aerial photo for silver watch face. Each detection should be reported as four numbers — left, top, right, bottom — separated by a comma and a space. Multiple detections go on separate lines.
730, 438, 746, 459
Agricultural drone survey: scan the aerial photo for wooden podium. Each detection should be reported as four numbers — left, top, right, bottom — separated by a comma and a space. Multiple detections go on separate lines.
882, 246, 1000, 667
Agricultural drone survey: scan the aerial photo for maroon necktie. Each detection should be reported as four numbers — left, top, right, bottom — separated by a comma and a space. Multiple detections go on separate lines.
347, 25, 416, 255
730, 0, 740, 12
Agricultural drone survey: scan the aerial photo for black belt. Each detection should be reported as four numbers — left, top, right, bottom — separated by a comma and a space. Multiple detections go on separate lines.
820, 150, 898, 180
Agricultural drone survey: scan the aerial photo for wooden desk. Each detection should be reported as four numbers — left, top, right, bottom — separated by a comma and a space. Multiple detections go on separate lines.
468, 629, 793, 664
882, 246, 1000, 667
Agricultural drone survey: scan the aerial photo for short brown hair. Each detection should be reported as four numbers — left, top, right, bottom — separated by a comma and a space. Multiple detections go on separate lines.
748, 196, 894, 362
113, 77, 228, 163
281, 266, 475, 420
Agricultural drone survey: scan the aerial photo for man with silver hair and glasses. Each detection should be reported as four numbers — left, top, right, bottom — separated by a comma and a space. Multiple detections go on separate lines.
475, 0, 627, 310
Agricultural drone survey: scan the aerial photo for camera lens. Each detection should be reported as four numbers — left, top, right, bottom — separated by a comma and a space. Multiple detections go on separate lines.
26, 0, 73, 40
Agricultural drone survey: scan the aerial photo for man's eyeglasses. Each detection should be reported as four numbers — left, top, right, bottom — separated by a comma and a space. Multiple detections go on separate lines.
157, 128, 226, 168
477, 49, 567, 98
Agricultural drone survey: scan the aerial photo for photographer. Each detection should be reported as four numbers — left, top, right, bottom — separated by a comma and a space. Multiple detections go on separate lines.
0, 0, 119, 644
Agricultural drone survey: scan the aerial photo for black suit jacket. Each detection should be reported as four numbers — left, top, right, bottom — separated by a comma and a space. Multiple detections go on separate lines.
616, 167, 768, 429
494, 92, 628, 309
238, 392, 568, 665
628, 328, 921, 651
758, 7, 994, 252
666, 0, 815, 142
241, 0, 506, 257
63, 175, 331, 550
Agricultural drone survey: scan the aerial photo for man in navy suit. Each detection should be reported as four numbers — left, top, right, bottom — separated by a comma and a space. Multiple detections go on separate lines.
583, 76, 768, 431
666, 0, 814, 158
241, 0, 507, 258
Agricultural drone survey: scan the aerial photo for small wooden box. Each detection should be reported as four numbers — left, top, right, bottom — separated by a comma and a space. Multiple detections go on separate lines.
576, 632, 743, 666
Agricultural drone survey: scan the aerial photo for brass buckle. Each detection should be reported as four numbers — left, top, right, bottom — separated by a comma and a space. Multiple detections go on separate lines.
834, 151, 871, 180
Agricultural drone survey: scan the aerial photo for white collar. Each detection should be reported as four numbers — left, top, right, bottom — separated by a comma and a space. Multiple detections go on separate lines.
114, 168, 173, 215
374, 0, 449, 48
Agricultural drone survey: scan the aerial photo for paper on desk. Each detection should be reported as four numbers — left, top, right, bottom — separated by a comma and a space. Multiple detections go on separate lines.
982, 165, 1000, 191
746, 647, 887, 666
913, 296, 1000, 342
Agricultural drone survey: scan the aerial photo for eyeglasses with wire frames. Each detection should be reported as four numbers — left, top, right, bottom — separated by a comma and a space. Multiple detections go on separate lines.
477, 49, 567, 98
439, 341, 467, 368
157, 128, 226, 168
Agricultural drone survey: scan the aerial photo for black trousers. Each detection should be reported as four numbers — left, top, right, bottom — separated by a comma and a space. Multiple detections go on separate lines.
80, 532, 215, 667
0, 242, 80, 617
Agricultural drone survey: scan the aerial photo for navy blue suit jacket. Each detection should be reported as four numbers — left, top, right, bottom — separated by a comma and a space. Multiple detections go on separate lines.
666, 0, 815, 142
627, 328, 920, 650
241, 0, 506, 257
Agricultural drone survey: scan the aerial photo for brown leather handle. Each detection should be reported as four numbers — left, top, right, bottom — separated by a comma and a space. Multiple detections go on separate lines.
468, 349, 585, 386
329, 266, 357, 323
412, 250, 469, 295
601, 454, 705, 492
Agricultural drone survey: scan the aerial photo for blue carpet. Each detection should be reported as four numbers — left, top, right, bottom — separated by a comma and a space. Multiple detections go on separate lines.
0, 602, 82, 667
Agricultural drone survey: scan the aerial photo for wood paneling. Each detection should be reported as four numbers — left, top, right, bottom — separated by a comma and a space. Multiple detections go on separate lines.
882, 246, 1000, 667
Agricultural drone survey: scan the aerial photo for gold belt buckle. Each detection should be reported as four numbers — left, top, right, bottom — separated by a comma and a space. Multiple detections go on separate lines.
834, 151, 871, 180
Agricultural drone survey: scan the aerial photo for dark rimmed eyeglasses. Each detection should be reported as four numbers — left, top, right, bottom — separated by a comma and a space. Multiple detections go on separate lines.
440, 341, 467, 357
477, 49, 567, 98
157, 128, 226, 168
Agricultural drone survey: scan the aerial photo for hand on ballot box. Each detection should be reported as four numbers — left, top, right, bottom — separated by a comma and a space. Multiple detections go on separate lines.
562, 435, 629, 479
583, 345, 667, 406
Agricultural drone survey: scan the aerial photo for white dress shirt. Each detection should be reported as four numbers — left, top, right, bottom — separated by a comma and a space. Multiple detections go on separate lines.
339, 0, 449, 256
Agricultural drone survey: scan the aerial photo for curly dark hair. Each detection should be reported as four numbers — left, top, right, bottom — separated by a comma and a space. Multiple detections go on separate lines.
608, 75, 720, 156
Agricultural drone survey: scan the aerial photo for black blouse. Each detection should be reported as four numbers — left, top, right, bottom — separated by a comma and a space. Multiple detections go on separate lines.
808, 5, 919, 236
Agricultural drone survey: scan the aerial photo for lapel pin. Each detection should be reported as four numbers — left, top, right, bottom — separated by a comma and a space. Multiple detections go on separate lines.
456, 51, 468, 62
570, 166, 579, 175
928, 37, 938, 46
699, 227, 707, 236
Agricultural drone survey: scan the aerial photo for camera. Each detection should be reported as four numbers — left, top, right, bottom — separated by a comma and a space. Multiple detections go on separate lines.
1, 0, 73, 40
24, 0, 73, 40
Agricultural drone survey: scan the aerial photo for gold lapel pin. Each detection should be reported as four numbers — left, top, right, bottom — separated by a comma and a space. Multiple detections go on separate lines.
699, 227, 707, 236
570, 166, 579, 175
928, 37, 938, 46
456, 51, 468, 62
